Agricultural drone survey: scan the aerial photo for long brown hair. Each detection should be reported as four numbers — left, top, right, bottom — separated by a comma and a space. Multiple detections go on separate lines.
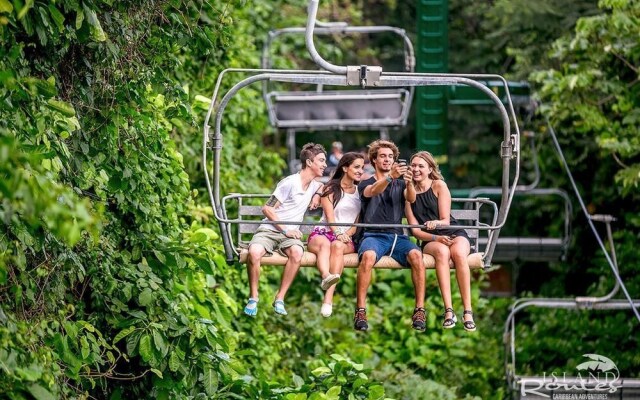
410, 151, 444, 181
322, 152, 364, 207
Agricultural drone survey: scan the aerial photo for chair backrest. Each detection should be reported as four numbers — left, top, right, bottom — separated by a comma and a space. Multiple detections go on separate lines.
234, 195, 484, 254
450, 207, 480, 253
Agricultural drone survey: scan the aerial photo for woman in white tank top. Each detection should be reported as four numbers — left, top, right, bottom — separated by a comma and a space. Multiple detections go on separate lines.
308, 152, 364, 317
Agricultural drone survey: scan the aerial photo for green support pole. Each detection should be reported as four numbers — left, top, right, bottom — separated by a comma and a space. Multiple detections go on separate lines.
416, 0, 449, 176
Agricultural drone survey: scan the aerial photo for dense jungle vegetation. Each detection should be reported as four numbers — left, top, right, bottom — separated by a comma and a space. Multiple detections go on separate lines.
1, 0, 638, 398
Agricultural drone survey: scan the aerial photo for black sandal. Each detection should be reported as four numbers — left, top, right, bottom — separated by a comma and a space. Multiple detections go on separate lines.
442, 307, 457, 329
463, 310, 477, 332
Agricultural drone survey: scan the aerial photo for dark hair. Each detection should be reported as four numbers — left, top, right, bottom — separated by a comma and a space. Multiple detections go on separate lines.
322, 152, 365, 207
300, 143, 326, 169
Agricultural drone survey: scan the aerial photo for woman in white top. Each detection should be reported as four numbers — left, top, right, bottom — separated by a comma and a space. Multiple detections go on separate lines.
308, 152, 364, 317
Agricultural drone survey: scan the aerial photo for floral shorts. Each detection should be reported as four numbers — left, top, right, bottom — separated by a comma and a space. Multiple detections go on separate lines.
308, 227, 337, 243
308, 227, 357, 251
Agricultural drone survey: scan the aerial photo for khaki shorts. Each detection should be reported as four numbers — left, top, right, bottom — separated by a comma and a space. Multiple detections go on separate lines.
249, 228, 305, 256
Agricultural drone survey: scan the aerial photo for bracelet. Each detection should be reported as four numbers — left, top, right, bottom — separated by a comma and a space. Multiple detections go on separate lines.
335, 227, 346, 235
281, 229, 287, 235
432, 234, 437, 242
385, 176, 393, 183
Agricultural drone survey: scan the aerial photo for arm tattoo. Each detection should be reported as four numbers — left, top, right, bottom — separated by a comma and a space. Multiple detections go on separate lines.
265, 195, 278, 207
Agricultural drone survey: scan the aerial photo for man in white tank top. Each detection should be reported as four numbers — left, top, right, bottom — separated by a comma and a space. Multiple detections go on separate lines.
243, 143, 327, 317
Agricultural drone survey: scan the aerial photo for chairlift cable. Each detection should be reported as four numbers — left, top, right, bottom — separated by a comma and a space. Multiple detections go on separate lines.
543, 111, 640, 323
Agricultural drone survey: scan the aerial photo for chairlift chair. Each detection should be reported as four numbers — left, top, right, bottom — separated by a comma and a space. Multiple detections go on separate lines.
202, 0, 523, 272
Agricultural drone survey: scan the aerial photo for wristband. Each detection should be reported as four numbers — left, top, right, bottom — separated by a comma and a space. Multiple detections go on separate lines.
281, 229, 287, 235
385, 176, 393, 183
432, 234, 437, 242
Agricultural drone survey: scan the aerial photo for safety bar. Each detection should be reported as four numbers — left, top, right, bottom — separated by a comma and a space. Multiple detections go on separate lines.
222, 193, 496, 260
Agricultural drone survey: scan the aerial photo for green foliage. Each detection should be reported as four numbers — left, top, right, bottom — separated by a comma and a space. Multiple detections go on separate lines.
0, 0, 290, 397
2, 0, 638, 398
531, 0, 640, 197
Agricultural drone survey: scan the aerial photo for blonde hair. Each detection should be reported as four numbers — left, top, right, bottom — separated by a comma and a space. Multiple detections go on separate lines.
367, 139, 399, 164
410, 151, 444, 181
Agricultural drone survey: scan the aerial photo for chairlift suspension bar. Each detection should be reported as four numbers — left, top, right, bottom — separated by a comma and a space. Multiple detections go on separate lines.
305, 0, 347, 74
263, 26, 415, 71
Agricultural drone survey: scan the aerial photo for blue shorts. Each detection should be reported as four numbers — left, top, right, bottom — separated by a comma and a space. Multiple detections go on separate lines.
358, 232, 420, 267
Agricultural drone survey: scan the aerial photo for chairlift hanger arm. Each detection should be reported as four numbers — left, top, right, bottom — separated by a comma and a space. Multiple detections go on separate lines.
264, 25, 415, 71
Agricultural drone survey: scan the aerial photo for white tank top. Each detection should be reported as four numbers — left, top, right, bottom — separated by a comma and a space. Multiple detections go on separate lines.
317, 187, 361, 228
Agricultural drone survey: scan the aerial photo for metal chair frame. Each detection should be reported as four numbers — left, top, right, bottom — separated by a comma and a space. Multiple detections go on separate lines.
202, 0, 523, 269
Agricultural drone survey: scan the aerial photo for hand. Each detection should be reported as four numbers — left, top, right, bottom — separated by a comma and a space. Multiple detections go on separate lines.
283, 229, 303, 239
391, 162, 408, 179
424, 220, 439, 230
309, 195, 321, 210
403, 169, 413, 183
432, 235, 453, 246
337, 233, 351, 243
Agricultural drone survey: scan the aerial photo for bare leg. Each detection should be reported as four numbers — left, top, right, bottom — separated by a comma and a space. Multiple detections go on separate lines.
274, 245, 304, 301
424, 242, 453, 314
246, 244, 266, 299
356, 250, 377, 308
308, 235, 331, 280
407, 249, 426, 308
450, 238, 472, 319
323, 241, 354, 305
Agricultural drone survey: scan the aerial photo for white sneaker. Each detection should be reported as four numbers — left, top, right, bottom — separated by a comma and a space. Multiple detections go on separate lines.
321, 303, 333, 317
320, 274, 341, 290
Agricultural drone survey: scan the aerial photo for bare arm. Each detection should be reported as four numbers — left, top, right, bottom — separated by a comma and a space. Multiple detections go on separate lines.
403, 169, 416, 203
345, 214, 359, 237
405, 201, 431, 242
363, 163, 406, 197
309, 184, 324, 210
434, 180, 452, 226
262, 195, 302, 239
261, 196, 285, 230
363, 177, 390, 198
321, 194, 337, 233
